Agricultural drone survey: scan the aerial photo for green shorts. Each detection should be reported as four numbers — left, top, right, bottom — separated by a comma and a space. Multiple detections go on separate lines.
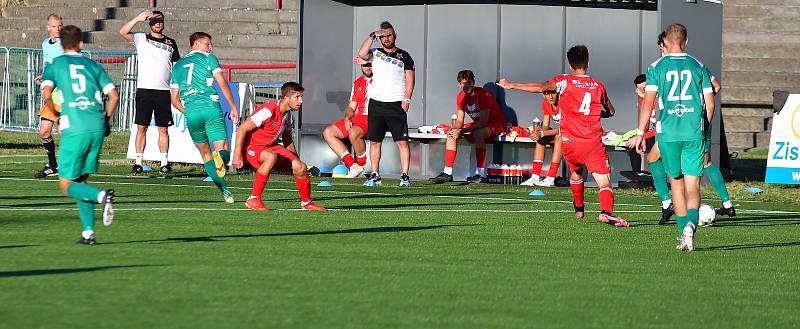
186, 107, 227, 144
659, 140, 705, 178
58, 131, 105, 181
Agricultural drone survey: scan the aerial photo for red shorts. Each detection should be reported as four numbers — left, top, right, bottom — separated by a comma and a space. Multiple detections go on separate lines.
333, 115, 369, 139
463, 122, 507, 143
561, 139, 610, 174
246, 144, 297, 171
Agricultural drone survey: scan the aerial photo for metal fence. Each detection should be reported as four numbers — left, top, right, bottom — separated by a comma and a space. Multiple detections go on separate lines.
0, 47, 288, 132
0, 47, 137, 132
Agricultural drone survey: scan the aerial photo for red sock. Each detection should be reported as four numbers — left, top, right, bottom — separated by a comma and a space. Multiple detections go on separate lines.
445, 149, 457, 168
475, 147, 487, 168
251, 172, 269, 199
341, 153, 355, 167
599, 187, 614, 213
546, 161, 560, 178
532, 160, 544, 176
570, 178, 584, 206
355, 154, 367, 166
295, 176, 312, 203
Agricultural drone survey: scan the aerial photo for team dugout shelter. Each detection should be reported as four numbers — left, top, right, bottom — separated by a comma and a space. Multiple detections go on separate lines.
295, 0, 722, 183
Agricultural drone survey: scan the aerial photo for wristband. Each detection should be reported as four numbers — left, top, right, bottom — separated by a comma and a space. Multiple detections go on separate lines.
635, 129, 645, 136
369, 32, 376, 40
539, 130, 544, 138
402, 98, 411, 104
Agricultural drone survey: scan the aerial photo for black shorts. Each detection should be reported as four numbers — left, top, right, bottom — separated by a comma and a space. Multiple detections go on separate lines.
134, 88, 173, 127
645, 136, 656, 152
367, 99, 409, 142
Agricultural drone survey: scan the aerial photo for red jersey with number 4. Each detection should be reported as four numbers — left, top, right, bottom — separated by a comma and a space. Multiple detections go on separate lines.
550, 74, 608, 142
351, 75, 370, 116
247, 100, 294, 147
456, 87, 505, 125
541, 99, 561, 124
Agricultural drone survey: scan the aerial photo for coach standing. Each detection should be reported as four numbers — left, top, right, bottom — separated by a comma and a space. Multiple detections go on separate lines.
357, 21, 415, 187
120, 10, 180, 174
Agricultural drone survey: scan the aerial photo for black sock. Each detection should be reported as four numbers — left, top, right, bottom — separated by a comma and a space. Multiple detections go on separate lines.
42, 137, 57, 168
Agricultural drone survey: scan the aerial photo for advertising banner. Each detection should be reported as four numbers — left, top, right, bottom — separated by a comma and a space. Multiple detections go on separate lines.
765, 94, 800, 184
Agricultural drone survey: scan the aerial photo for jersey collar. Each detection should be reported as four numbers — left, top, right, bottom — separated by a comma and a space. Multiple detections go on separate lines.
668, 52, 688, 57
64, 51, 81, 56
186, 50, 209, 56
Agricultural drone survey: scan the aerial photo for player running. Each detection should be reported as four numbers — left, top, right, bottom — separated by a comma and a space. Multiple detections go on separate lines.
498, 45, 628, 227
170, 32, 239, 203
628, 32, 733, 226
322, 61, 372, 179
232, 82, 326, 212
430, 70, 506, 183
40, 25, 118, 244
520, 90, 563, 187
629, 23, 716, 251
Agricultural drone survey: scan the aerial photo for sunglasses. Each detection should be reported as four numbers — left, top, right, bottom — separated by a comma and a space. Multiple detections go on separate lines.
148, 17, 164, 26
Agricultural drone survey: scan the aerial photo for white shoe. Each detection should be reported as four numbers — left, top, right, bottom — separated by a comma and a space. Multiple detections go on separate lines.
535, 176, 555, 187
101, 189, 115, 227
520, 175, 540, 186
680, 224, 695, 251
345, 164, 365, 178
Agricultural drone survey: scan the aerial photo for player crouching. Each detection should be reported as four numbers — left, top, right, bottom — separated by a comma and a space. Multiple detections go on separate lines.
233, 82, 326, 212
322, 61, 372, 178
430, 70, 506, 183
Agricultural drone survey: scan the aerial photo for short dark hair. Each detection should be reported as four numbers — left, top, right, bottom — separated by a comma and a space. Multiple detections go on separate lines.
634, 74, 646, 85
60, 25, 82, 50
190, 32, 212, 47
665, 23, 687, 45
152, 10, 164, 18
566, 45, 589, 70
657, 31, 666, 47
456, 70, 475, 83
281, 82, 304, 98
379, 21, 394, 30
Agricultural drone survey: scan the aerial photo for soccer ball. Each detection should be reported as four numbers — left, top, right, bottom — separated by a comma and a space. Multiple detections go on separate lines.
698, 204, 716, 227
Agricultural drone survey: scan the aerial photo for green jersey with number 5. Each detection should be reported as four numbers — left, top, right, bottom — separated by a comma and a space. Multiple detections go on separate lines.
170, 50, 223, 111
41, 52, 115, 135
645, 52, 713, 142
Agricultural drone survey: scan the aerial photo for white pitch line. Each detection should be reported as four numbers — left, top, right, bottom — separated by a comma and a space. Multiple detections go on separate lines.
0, 207, 663, 213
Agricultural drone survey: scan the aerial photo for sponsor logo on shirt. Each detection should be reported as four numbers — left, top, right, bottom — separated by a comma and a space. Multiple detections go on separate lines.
374, 51, 404, 70
571, 80, 598, 89
667, 104, 695, 118
67, 96, 95, 110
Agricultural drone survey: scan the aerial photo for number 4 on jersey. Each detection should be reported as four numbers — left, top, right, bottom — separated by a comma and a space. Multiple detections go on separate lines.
578, 92, 591, 116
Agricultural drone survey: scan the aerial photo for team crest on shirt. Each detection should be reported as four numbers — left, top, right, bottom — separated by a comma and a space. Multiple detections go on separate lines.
467, 103, 478, 112
667, 104, 695, 118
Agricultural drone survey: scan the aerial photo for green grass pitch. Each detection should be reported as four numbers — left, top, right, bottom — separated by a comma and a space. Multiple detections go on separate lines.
1, 131, 799, 328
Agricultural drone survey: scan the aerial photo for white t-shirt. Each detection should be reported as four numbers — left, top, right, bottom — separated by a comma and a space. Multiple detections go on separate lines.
368, 47, 414, 102
132, 32, 180, 90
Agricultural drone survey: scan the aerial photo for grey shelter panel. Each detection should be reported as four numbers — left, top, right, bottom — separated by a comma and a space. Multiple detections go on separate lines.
499, 4, 564, 127
425, 4, 498, 125
354, 5, 426, 127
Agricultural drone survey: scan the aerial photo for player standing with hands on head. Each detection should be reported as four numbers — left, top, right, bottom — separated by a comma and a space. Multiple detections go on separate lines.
629, 24, 716, 251
430, 70, 506, 183
232, 82, 326, 212
34, 14, 64, 178
498, 45, 628, 227
357, 21, 416, 187
41, 25, 119, 244
120, 10, 179, 174
170, 32, 239, 203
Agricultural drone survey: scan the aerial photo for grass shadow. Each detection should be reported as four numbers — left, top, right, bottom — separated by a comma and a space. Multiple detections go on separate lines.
0, 244, 37, 250
0, 264, 162, 278
698, 241, 800, 251
107, 224, 480, 245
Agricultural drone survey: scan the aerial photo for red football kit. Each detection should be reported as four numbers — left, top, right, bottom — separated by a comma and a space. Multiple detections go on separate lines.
550, 74, 610, 174
542, 99, 561, 124
638, 96, 658, 140
334, 76, 370, 138
245, 100, 297, 169
456, 87, 507, 142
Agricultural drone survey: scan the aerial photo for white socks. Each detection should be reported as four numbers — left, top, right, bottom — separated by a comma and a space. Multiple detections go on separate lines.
443, 167, 453, 175
662, 199, 672, 209
135, 153, 143, 165
82, 230, 94, 239
160, 153, 169, 166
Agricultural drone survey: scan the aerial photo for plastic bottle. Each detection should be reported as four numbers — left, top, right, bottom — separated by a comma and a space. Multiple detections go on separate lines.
451, 114, 458, 128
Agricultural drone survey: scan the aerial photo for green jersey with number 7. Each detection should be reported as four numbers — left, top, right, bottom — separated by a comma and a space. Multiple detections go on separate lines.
170, 50, 223, 111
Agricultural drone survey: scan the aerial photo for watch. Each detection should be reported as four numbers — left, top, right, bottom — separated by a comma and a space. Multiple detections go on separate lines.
402, 98, 411, 104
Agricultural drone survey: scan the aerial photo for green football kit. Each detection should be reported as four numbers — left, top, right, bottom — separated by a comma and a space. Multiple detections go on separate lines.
170, 50, 227, 144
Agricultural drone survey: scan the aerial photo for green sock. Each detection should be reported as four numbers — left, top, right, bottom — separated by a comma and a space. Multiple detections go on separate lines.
77, 200, 95, 231
649, 161, 671, 201
204, 160, 228, 192
686, 208, 699, 231
705, 163, 731, 203
219, 150, 231, 163
67, 183, 102, 203
676, 215, 687, 235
